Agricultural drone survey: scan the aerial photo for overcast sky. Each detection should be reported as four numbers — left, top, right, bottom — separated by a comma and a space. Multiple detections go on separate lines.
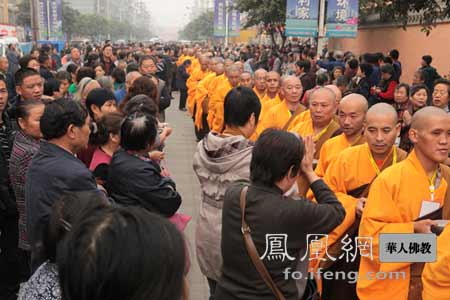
146, 0, 194, 40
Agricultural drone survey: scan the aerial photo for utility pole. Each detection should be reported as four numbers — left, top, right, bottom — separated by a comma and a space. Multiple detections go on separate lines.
31, 0, 38, 41
317, 0, 326, 57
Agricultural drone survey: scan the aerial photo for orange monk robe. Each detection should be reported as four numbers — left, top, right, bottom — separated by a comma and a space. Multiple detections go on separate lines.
422, 225, 450, 300
210, 78, 233, 132
194, 72, 217, 130
189, 58, 200, 74
314, 133, 366, 178
357, 150, 449, 300
291, 116, 339, 143
251, 93, 283, 140
290, 109, 311, 129
207, 74, 226, 128
253, 87, 266, 103
257, 101, 306, 134
187, 68, 209, 115
176, 55, 186, 66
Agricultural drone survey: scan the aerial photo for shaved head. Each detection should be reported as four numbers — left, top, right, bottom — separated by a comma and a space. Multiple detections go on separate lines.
282, 76, 303, 104
215, 63, 225, 75
234, 61, 244, 73
338, 94, 368, 138
325, 84, 342, 104
409, 106, 450, 163
411, 106, 449, 130
254, 69, 268, 93
365, 103, 400, 158
226, 64, 242, 87
309, 87, 337, 127
266, 71, 281, 94
199, 56, 209, 71
366, 103, 398, 125
240, 71, 253, 88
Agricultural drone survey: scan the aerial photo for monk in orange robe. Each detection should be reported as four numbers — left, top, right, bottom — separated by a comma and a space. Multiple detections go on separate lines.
422, 225, 450, 300
315, 93, 368, 177
187, 56, 210, 115
239, 71, 253, 89
357, 106, 450, 300
313, 103, 407, 300
209, 64, 242, 133
258, 76, 305, 135
253, 69, 267, 102
292, 87, 341, 196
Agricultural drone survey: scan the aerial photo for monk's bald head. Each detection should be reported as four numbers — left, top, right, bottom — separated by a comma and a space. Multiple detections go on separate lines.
226, 64, 242, 87
215, 63, 225, 75
366, 103, 398, 125
199, 56, 209, 71
411, 106, 449, 130
339, 94, 368, 113
254, 69, 267, 92
267, 71, 281, 93
310, 87, 337, 127
240, 71, 253, 88
365, 103, 400, 158
339, 94, 368, 138
325, 84, 342, 104
409, 106, 450, 163
281, 76, 303, 103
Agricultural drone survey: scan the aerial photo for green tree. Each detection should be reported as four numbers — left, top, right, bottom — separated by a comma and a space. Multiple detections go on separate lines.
179, 11, 214, 41
62, 1, 81, 40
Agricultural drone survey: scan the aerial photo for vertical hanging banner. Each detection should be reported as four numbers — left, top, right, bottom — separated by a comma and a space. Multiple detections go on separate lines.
214, 0, 226, 37
228, 0, 241, 37
37, 0, 49, 40
285, 0, 319, 37
214, 0, 240, 37
48, 0, 63, 40
326, 0, 359, 38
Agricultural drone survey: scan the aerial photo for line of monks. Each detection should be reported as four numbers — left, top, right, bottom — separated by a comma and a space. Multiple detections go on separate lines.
178, 49, 450, 300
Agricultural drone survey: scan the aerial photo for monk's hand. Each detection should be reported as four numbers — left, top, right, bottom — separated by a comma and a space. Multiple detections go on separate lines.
356, 197, 367, 216
301, 135, 319, 184
414, 219, 437, 234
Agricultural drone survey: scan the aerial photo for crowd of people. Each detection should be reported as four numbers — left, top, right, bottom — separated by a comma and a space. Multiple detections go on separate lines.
0, 39, 448, 300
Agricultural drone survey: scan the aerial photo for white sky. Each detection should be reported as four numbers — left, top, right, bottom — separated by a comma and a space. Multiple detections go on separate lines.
146, 0, 195, 40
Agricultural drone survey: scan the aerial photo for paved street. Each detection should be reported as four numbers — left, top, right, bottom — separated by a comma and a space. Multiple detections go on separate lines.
164, 92, 209, 300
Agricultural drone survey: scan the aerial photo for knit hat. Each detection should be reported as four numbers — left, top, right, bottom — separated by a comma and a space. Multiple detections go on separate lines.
86, 88, 116, 110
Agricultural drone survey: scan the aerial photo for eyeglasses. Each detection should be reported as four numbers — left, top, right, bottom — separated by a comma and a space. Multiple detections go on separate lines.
433, 90, 448, 96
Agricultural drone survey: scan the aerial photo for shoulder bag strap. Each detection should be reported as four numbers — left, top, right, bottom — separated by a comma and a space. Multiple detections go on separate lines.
282, 105, 305, 131
240, 186, 286, 300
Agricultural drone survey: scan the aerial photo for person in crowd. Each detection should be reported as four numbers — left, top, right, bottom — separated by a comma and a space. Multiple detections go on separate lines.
58, 206, 186, 300
100, 45, 116, 76
252, 69, 267, 101
0, 75, 25, 300
19, 55, 40, 73
350, 63, 373, 104
97, 76, 114, 92
18, 191, 108, 300
9, 99, 45, 258
150, 73, 171, 122
399, 84, 430, 152
314, 94, 367, 178
30, 49, 39, 60
357, 106, 450, 300
215, 129, 345, 300
111, 68, 126, 92
107, 112, 181, 217
11, 68, 44, 108
6, 43, 19, 77
93, 63, 105, 79
66, 64, 79, 95
330, 66, 344, 84
193, 87, 261, 299
0, 55, 15, 100
138, 55, 158, 76
432, 78, 450, 113
176, 59, 191, 112
373, 63, 397, 104
420, 55, 441, 91
89, 112, 124, 185
239, 71, 253, 88
61, 48, 83, 69
316, 72, 331, 87
316, 103, 407, 299
344, 58, 359, 81
186, 56, 209, 116
39, 54, 54, 80
55, 71, 71, 98
120, 76, 157, 113
389, 49, 402, 82
73, 77, 100, 104
25, 99, 99, 270
43, 79, 62, 100
393, 83, 410, 122
85, 88, 117, 122
296, 60, 316, 93
335, 75, 350, 97
412, 68, 426, 86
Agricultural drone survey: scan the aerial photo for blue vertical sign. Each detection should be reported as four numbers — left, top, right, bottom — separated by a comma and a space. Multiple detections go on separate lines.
326, 0, 359, 38
37, 0, 48, 40
48, 0, 63, 40
214, 0, 226, 37
285, 0, 319, 37
214, 0, 240, 37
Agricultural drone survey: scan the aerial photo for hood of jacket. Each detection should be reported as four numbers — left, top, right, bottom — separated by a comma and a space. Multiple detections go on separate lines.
193, 132, 253, 175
